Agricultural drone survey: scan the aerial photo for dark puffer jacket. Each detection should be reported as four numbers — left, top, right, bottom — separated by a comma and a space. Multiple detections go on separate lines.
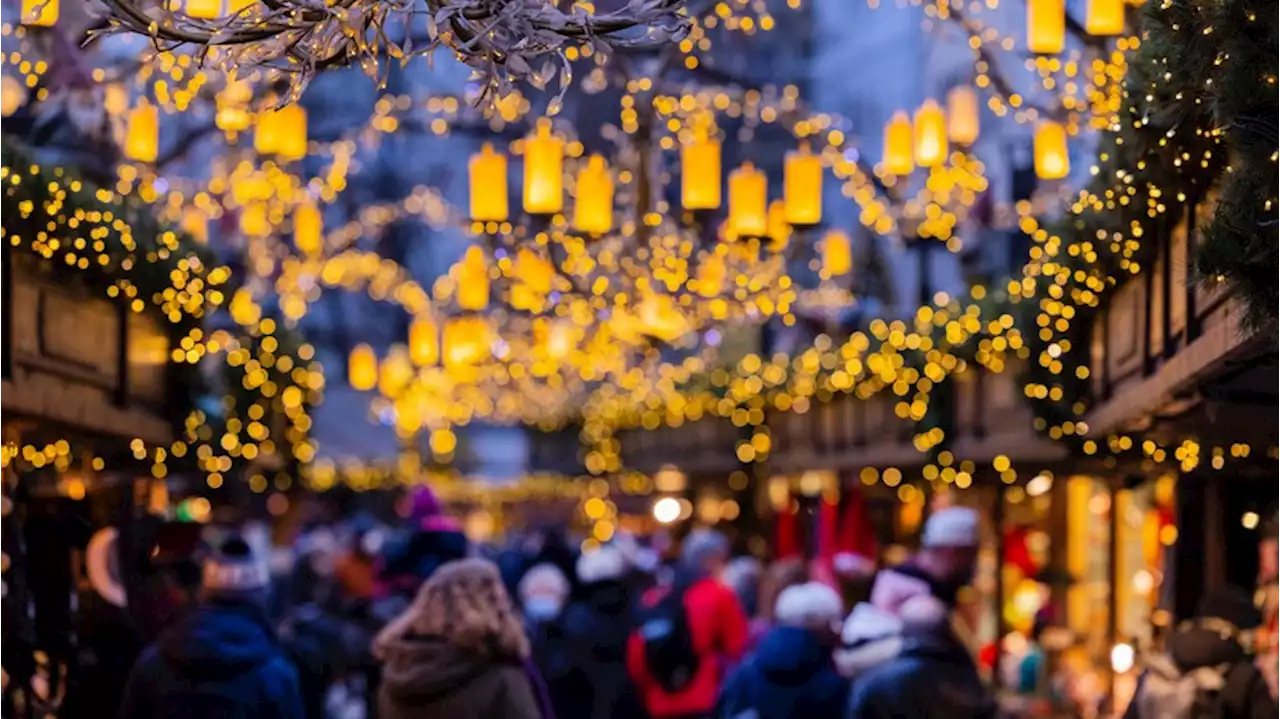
846, 626, 994, 719
554, 579, 643, 719
376, 634, 542, 719
118, 600, 304, 719
718, 625, 848, 719
1122, 623, 1278, 719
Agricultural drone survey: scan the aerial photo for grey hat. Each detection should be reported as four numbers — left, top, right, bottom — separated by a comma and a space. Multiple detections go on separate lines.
201, 536, 269, 599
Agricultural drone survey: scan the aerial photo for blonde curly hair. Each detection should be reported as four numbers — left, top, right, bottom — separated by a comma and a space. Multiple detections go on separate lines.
374, 558, 529, 660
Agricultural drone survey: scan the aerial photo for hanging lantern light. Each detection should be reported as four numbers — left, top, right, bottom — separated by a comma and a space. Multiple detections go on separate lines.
124, 100, 159, 163
913, 99, 948, 167
409, 316, 439, 366
255, 104, 307, 161
468, 143, 509, 222
215, 77, 253, 133
20, 0, 58, 25
946, 85, 981, 146
1085, 0, 1125, 35
443, 317, 492, 370
514, 248, 554, 295
454, 246, 490, 311
637, 294, 689, 342
681, 124, 722, 211
572, 154, 613, 235
1027, 0, 1065, 54
784, 142, 823, 226
238, 202, 270, 237
1034, 121, 1070, 180
348, 344, 378, 391
378, 345, 414, 397
821, 229, 853, 277
294, 202, 323, 256
767, 200, 791, 251
523, 119, 564, 215
185, 0, 222, 17
883, 112, 915, 176
728, 161, 768, 238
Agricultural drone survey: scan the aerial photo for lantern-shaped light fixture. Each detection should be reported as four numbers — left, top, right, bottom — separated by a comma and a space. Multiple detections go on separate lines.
728, 161, 768, 238
523, 119, 564, 215
254, 104, 307, 161
766, 200, 791, 251
1034, 121, 1070, 180
1027, 0, 1065, 54
681, 126, 722, 211
444, 317, 492, 370
821, 229, 853, 277
378, 346, 414, 397
572, 154, 613, 235
20, 0, 58, 25
409, 317, 439, 366
514, 248, 554, 295
1085, 0, 1125, 35
946, 85, 981, 146
185, 0, 222, 17
215, 78, 252, 133
784, 142, 823, 226
294, 202, 323, 256
913, 99, 948, 167
638, 294, 689, 342
468, 143, 509, 222
454, 246, 490, 311
349, 343, 378, 391
124, 101, 159, 163
883, 112, 914, 176
2, 75, 27, 117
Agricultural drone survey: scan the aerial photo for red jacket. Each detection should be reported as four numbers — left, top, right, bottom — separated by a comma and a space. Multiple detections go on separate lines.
626, 577, 749, 717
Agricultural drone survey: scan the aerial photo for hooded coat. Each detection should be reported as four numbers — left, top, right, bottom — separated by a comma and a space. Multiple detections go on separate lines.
118, 600, 304, 719
553, 579, 644, 719
717, 626, 848, 719
1121, 623, 1278, 719
846, 626, 994, 719
376, 634, 542, 719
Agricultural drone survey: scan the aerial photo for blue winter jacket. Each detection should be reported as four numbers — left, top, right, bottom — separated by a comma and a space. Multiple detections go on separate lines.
717, 625, 848, 719
118, 599, 305, 719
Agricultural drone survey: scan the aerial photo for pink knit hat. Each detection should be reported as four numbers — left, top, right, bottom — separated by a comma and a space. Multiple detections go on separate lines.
409, 486, 459, 532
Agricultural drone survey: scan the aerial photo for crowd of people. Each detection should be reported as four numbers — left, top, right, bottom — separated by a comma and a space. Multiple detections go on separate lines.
109, 489, 1278, 719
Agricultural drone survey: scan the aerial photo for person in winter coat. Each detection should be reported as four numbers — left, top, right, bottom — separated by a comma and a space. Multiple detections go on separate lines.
520, 562, 575, 716
1121, 586, 1278, 719
118, 536, 305, 719
718, 582, 848, 719
375, 486, 469, 600
627, 528, 750, 718
373, 558, 551, 719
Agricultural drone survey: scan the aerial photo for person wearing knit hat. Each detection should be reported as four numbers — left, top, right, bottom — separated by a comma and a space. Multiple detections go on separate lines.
376, 485, 469, 599
119, 535, 305, 719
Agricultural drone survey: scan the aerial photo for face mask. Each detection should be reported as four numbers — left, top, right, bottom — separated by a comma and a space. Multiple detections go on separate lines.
524, 596, 562, 620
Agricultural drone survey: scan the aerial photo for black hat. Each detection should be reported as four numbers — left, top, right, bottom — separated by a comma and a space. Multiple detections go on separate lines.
1197, 586, 1262, 629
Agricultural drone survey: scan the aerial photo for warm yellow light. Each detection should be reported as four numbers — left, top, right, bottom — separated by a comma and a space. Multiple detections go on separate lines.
728, 161, 768, 237
185, 0, 222, 18
454, 246, 490, 311
913, 99, 947, 167
229, 288, 260, 326
695, 251, 727, 298
444, 317, 492, 369
216, 78, 253, 133
681, 126, 722, 211
124, 101, 159, 163
378, 346, 414, 397
180, 207, 209, 245
538, 319, 577, 359
294, 202, 323, 256
468, 143, 509, 222
821, 229, 853, 277
572, 154, 613, 235
946, 85, 980, 145
637, 294, 689, 342
784, 142, 822, 226
1, 75, 27, 117
21, 0, 58, 26
766, 200, 791, 251
883, 112, 914, 176
1085, 0, 1125, 35
255, 104, 307, 161
523, 119, 564, 215
409, 317, 439, 366
348, 343, 378, 391
514, 248, 554, 295
1027, 0, 1065, 54
1034, 121, 1070, 180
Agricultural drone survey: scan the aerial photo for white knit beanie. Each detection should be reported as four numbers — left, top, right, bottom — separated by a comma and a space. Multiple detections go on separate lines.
774, 581, 844, 628
920, 506, 980, 548
576, 545, 629, 584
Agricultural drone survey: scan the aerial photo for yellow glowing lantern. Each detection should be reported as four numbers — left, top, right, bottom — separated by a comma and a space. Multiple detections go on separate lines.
124, 101, 159, 163
255, 104, 307, 161
638, 294, 689, 342
538, 319, 576, 360
883, 112, 914, 176
514, 248, 554, 295
572, 155, 613, 235
2, 75, 27, 117
454, 246, 490, 311
180, 207, 209, 245
378, 346, 414, 397
239, 202, 269, 236
913, 99, 947, 167
681, 125, 722, 211
1034, 121, 1070, 180
946, 85, 980, 146
784, 142, 823, 226
523, 119, 564, 215
766, 200, 791, 251
21, 0, 58, 26
1086, 0, 1125, 35
409, 317, 439, 366
821, 229, 853, 277
348, 344, 378, 391
294, 202, 323, 256
1027, 0, 1065, 54
728, 161, 768, 237
468, 143, 509, 222
185, 0, 222, 17
444, 317, 491, 369
216, 78, 253, 133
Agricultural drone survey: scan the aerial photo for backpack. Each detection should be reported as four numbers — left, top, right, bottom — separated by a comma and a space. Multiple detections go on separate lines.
636, 581, 701, 693
1136, 655, 1231, 719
